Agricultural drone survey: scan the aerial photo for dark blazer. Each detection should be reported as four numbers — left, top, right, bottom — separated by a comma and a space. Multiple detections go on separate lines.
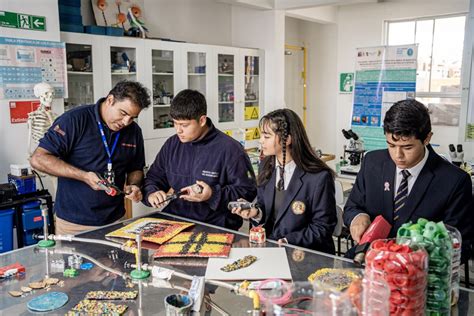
254, 166, 337, 254
344, 146, 473, 259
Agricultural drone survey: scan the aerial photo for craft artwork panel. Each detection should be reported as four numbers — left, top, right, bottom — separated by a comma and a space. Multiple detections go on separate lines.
92, 0, 145, 31
154, 232, 234, 258
106, 218, 194, 244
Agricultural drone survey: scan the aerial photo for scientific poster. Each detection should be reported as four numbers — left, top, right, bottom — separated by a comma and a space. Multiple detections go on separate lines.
350, 45, 417, 151
0, 37, 67, 99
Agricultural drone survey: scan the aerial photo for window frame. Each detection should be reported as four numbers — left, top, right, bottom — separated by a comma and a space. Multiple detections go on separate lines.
384, 13, 467, 99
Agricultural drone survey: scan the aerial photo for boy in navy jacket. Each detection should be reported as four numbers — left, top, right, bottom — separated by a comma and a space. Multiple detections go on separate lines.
143, 89, 257, 230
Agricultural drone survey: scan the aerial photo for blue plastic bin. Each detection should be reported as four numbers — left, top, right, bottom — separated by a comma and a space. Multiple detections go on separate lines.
59, 5, 82, 16
60, 14, 83, 25
59, 0, 81, 7
84, 25, 107, 35
8, 174, 36, 194
60, 23, 84, 33
0, 209, 15, 253
106, 27, 124, 37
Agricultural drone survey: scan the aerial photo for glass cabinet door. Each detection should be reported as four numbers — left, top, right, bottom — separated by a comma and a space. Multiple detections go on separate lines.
152, 49, 174, 129
187, 52, 206, 96
218, 54, 235, 123
244, 55, 259, 121
110, 46, 137, 87
65, 43, 94, 111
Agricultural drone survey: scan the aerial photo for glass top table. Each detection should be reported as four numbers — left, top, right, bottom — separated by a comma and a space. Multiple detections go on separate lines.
1, 210, 472, 315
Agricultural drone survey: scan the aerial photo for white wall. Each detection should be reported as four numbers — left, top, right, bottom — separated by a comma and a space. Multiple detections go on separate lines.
285, 17, 338, 164
231, 6, 286, 113
143, 0, 233, 46
335, 0, 470, 159
0, 0, 60, 186
285, 17, 304, 119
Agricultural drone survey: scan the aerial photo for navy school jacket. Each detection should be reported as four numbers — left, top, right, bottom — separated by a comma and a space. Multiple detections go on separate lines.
142, 119, 257, 230
344, 146, 473, 261
253, 164, 337, 254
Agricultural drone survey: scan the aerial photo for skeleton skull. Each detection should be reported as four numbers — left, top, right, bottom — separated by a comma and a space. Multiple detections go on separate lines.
34, 82, 55, 108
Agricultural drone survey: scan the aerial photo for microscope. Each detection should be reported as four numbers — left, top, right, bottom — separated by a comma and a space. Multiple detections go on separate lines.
448, 144, 464, 167
340, 129, 365, 175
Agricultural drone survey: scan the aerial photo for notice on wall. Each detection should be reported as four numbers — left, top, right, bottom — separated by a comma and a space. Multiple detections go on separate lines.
350, 45, 417, 151
9, 100, 40, 123
339, 72, 354, 93
0, 37, 67, 100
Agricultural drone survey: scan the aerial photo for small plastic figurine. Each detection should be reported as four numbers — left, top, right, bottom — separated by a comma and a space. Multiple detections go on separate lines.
126, 6, 148, 38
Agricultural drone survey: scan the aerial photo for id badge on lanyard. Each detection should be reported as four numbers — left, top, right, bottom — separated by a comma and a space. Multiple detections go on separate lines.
98, 121, 120, 185
104, 162, 115, 184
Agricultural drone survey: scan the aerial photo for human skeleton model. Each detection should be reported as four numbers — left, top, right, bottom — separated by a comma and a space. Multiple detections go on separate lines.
28, 83, 57, 156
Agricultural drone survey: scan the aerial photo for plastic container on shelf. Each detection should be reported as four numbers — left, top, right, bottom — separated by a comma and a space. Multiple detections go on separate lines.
446, 225, 462, 306
397, 219, 453, 315
364, 238, 428, 316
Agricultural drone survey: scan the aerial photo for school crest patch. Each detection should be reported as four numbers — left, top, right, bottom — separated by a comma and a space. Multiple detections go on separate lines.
291, 201, 306, 215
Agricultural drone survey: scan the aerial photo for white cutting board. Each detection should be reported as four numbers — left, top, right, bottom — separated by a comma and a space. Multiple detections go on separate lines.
205, 247, 292, 281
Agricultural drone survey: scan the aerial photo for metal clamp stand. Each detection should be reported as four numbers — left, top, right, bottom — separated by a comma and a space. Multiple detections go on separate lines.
37, 206, 55, 248
130, 231, 150, 280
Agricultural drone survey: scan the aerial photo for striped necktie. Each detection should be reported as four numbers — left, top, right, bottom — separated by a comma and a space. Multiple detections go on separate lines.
394, 169, 411, 221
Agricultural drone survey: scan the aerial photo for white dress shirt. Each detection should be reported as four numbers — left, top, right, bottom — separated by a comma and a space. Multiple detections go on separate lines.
251, 158, 296, 227
394, 146, 429, 197
275, 159, 296, 190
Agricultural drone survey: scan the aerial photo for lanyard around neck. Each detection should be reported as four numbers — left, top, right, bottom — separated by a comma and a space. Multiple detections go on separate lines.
97, 120, 120, 170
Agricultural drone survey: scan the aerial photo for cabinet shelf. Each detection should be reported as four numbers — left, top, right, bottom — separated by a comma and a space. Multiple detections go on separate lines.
218, 101, 234, 104
153, 103, 171, 107
68, 71, 93, 75
245, 100, 258, 103
111, 72, 136, 75
245, 74, 259, 77
188, 73, 206, 76
218, 73, 234, 77
153, 72, 174, 75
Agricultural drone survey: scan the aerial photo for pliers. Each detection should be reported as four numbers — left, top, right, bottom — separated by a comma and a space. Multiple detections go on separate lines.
95, 172, 126, 197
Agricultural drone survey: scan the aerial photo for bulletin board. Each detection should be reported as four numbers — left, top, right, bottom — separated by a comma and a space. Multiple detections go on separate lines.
0, 37, 67, 99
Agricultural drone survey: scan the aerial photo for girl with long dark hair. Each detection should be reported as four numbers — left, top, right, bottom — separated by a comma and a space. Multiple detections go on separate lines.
232, 109, 337, 254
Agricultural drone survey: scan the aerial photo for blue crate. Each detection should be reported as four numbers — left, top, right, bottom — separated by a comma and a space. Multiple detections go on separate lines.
22, 209, 43, 245
60, 23, 84, 33
59, 5, 82, 16
84, 25, 106, 35
58, 0, 81, 7
22, 207, 44, 231
60, 13, 82, 25
0, 209, 14, 253
8, 174, 36, 194
106, 27, 124, 37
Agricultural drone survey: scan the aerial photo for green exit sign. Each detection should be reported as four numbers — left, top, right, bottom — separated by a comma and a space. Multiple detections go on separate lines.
0, 11, 46, 31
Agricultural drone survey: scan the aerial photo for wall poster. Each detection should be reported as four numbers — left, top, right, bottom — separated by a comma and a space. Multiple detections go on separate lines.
0, 37, 67, 99
350, 45, 417, 151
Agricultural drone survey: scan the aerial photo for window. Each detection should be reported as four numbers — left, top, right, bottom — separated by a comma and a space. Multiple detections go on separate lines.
386, 15, 466, 126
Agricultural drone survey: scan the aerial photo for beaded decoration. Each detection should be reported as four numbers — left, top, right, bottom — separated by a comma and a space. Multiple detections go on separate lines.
106, 217, 194, 244
154, 232, 234, 258
67, 299, 128, 315
85, 291, 138, 300
220, 255, 257, 272
307, 268, 360, 291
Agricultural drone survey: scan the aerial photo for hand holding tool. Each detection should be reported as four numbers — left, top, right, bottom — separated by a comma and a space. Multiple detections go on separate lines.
155, 183, 203, 206
95, 172, 127, 196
